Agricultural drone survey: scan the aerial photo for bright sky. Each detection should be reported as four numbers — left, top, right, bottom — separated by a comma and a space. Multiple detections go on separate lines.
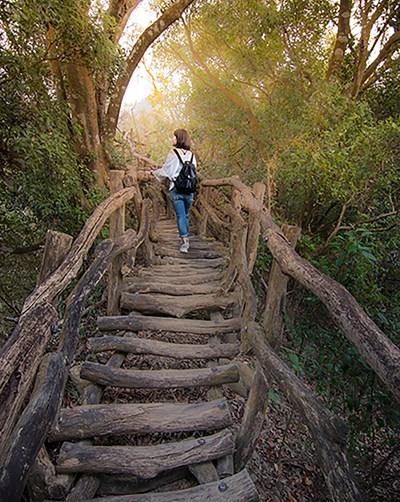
122, 1, 157, 105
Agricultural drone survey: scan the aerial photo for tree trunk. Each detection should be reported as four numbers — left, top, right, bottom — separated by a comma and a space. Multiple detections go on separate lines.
64, 60, 109, 186
325, 0, 352, 81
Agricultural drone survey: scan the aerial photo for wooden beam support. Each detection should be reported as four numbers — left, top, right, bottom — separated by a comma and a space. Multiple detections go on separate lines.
263, 224, 301, 350
107, 170, 126, 316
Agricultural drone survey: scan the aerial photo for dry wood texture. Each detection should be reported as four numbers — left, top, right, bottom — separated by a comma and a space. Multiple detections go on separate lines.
80, 362, 240, 389
234, 366, 268, 471
263, 224, 301, 350
83, 470, 258, 502
36, 230, 73, 285
49, 399, 232, 441
123, 280, 223, 295
97, 468, 189, 496
22, 186, 136, 314
0, 302, 57, 457
97, 315, 242, 334
57, 429, 235, 478
0, 353, 67, 502
89, 335, 239, 359
107, 170, 127, 315
161, 257, 226, 268
120, 290, 240, 317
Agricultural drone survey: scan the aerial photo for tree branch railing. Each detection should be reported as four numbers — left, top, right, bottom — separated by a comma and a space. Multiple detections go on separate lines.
0, 173, 153, 501
192, 175, 400, 501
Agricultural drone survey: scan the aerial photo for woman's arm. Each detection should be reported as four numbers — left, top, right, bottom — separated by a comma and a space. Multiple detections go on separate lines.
152, 151, 180, 182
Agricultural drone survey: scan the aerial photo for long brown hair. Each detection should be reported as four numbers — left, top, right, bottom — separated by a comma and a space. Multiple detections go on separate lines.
174, 129, 191, 150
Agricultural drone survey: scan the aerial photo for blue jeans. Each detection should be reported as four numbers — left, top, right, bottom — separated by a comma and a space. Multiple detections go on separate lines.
169, 188, 193, 238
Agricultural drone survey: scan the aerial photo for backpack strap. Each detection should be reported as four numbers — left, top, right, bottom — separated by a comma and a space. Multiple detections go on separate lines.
173, 148, 184, 164
173, 149, 194, 165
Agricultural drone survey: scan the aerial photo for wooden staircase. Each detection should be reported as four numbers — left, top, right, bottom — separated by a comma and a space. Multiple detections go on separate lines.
47, 219, 259, 500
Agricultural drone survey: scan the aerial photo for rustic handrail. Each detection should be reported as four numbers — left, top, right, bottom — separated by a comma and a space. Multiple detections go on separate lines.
0, 197, 151, 502
201, 176, 400, 403
0, 185, 137, 467
193, 175, 400, 501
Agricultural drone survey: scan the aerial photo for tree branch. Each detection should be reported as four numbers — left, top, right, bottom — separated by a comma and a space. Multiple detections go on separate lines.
361, 30, 400, 88
105, 0, 195, 137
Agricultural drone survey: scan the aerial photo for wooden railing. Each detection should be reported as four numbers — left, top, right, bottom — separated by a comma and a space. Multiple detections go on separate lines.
192, 176, 399, 502
0, 167, 399, 502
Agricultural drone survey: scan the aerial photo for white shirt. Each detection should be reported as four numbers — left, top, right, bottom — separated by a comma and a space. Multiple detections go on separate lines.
153, 149, 197, 190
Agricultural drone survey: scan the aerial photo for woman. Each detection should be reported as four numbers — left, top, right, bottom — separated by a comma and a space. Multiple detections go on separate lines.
152, 129, 196, 253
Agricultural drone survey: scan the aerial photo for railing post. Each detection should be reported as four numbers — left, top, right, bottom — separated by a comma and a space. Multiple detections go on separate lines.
107, 170, 126, 316
246, 182, 265, 273
36, 230, 73, 285
263, 224, 301, 350
198, 187, 210, 236
234, 365, 269, 471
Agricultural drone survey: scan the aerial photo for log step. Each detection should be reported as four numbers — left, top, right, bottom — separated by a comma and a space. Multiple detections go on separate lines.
123, 280, 223, 296
56, 429, 235, 478
156, 239, 226, 252
133, 271, 223, 285
160, 257, 226, 268
80, 362, 240, 389
97, 315, 243, 334
120, 291, 239, 318
89, 335, 239, 359
81, 470, 258, 501
154, 245, 223, 260
49, 399, 233, 442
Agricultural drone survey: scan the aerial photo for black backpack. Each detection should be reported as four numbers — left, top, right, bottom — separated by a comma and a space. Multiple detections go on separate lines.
173, 149, 197, 194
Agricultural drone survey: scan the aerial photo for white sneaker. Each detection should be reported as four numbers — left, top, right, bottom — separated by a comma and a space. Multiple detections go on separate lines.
180, 242, 189, 253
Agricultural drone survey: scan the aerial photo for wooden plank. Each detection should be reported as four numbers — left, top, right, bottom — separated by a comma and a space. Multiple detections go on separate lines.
62, 351, 127, 500
97, 468, 189, 496
88, 336, 239, 359
56, 429, 235, 478
120, 290, 239, 318
156, 239, 226, 252
49, 399, 232, 441
122, 280, 223, 296
97, 315, 243, 334
80, 470, 258, 502
133, 272, 223, 285
80, 362, 240, 389
154, 245, 223, 260
160, 257, 226, 268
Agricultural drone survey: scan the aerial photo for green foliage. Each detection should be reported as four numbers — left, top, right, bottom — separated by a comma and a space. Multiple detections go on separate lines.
0, 0, 104, 245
